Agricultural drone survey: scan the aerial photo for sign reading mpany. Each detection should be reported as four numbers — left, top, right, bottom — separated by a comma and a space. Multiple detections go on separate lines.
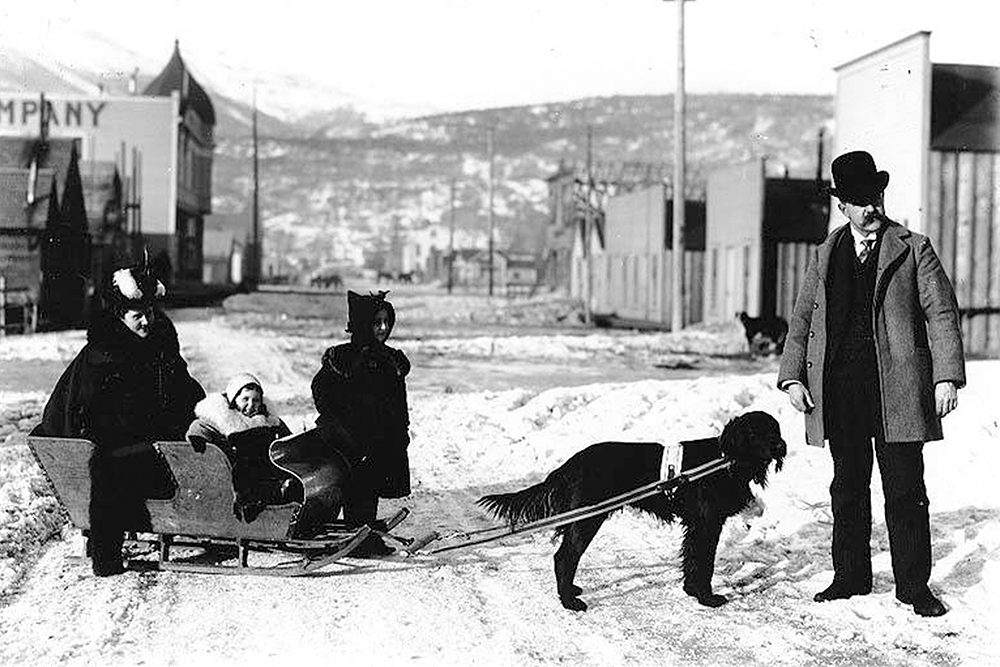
0, 97, 108, 129
0, 92, 178, 235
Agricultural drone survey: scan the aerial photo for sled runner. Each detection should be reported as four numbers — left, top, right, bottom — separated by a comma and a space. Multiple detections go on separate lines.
412, 454, 732, 554
27, 435, 412, 576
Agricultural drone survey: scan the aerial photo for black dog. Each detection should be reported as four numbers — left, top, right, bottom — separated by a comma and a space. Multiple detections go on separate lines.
478, 411, 786, 611
738, 312, 789, 357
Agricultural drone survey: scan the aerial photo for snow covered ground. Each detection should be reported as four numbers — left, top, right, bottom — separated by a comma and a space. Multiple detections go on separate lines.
1, 309, 998, 666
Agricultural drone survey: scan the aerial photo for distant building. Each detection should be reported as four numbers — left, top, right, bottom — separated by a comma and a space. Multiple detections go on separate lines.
1, 40, 217, 320
204, 211, 251, 286
202, 228, 243, 285
453, 249, 538, 295
501, 252, 539, 295
702, 160, 828, 324
143, 40, 216, 284
833, 30, 1000, 355
405, 220, 489, 282
543, 159, 671, 293
542, 162, 581, 292
449, 248, 487, 286
0, 135, 125, 327
589, 184, 706, 328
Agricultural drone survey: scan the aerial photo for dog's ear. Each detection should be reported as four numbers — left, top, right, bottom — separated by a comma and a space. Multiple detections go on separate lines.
719, 414, 749, 459
721, 411, 785, 485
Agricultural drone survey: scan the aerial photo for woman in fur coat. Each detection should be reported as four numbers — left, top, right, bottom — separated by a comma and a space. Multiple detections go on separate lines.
34, 263, 205, 576
186, 373, 296, 521
311, 290, 411, 557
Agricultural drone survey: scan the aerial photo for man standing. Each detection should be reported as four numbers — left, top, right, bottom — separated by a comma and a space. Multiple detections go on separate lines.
778, 151, 965, 617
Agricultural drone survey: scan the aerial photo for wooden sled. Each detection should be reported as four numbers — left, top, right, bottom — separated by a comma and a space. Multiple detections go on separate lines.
27, 434, 411, 576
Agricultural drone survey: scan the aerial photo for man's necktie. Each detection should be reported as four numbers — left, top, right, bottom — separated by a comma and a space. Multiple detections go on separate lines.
859, 238, 874, 264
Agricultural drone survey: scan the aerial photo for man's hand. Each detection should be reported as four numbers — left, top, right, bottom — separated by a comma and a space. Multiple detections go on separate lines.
935, 381, 958, 418
785, 382, 815, 414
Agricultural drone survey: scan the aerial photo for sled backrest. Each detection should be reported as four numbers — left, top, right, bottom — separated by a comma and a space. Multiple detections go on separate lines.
27, 436, 95, 529
150, 441, 298, 541
270, 429, 348, 538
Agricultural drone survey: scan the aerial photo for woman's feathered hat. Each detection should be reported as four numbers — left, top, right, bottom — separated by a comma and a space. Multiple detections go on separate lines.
101, 251, 167, 313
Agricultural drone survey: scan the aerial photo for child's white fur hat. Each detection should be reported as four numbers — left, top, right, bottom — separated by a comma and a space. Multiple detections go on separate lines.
225, 372, 262, 403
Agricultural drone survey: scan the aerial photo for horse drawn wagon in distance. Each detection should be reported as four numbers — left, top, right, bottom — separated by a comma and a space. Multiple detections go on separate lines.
26, 429, 423, 576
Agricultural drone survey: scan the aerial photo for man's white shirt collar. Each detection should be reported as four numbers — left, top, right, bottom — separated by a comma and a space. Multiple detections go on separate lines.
850, 226, 877, 257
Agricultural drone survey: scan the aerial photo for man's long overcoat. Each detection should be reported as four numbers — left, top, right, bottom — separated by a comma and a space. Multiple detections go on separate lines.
777, 221, 965, 447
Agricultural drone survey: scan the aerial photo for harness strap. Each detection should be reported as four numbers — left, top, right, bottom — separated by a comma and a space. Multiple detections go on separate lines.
429, 456, 731, 554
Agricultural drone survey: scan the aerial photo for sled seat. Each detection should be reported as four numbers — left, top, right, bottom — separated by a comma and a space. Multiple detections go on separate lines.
150, 441, 298, 541
27, 436, 299, 541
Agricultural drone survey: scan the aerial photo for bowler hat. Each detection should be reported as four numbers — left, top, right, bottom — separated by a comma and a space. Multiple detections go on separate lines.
829, 151, 889, 205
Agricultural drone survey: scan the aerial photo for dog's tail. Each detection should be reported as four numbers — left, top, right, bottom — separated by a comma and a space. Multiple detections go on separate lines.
478, 473, 570, 528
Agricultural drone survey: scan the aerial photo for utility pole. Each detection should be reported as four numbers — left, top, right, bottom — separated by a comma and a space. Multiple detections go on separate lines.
448, 178, 456, 294
666, 0, 690, 332
487, 124, 496, 296
251, 87, 261, 289
583, 125, 593, 325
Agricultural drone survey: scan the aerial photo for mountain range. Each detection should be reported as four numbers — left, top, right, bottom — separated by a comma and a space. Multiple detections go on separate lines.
1, 42, 834, 275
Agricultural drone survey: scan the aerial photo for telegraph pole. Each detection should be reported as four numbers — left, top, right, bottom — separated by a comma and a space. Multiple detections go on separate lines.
448, 178, 456, 294
666, 0, 689, 332
251, 87, 261, 288
583, 125, 593, 325
487, 124, 496, 296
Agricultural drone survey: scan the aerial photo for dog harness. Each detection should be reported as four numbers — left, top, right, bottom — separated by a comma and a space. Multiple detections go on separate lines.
659, 441, 683, 484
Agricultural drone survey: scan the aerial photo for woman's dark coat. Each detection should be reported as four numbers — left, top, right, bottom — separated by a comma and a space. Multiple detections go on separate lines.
37, 309, 205, 448
35, 309, 205, 536
311, 294, 411, 498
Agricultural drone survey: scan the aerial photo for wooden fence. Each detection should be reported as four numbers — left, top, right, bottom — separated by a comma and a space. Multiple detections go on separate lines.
927, 150, 1000, 356
773, 241, 816, 321
596, 249, 704, 328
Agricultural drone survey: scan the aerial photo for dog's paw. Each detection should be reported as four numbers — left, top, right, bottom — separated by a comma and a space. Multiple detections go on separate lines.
684, 585, 728, 608
567, 584, 582, 597
697, 593, 728, 608
560, 596, 588, 612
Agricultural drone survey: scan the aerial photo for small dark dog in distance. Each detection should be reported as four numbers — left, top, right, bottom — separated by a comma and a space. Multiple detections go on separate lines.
478, 411, 786, 612
738, 311, 789, 358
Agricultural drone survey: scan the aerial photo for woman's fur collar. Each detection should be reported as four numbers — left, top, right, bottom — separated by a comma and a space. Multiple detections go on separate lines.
194, 392, 283, 437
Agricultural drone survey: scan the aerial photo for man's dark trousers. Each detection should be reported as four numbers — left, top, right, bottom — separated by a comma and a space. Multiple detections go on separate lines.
825, 238, 932, 598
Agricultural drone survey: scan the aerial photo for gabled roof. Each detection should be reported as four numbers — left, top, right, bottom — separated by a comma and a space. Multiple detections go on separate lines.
143, 40, 216, 126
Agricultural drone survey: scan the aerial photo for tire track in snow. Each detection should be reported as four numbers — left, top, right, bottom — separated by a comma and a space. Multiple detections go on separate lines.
176, 319, 313, 400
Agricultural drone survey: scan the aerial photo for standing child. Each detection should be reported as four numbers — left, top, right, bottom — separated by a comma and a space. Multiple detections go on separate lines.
311, 291, 411, 557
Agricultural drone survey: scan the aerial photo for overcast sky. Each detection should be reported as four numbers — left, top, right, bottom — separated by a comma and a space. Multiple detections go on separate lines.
2, 0, 998, 115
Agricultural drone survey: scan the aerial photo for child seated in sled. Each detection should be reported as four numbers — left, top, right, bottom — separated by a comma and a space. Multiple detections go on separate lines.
186, 373, 300, 521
